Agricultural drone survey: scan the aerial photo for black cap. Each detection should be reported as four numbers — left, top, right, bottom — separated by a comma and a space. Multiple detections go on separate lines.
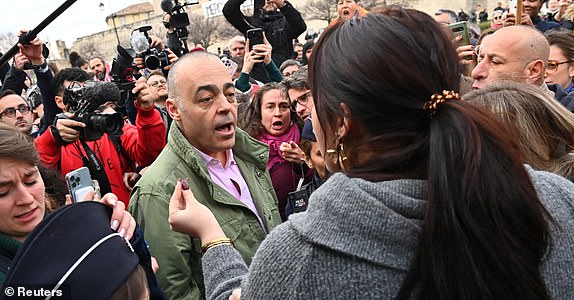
301, 118, 316, 141
1, 202, 139, 299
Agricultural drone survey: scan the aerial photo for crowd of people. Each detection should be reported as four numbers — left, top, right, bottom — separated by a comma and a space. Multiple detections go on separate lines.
0, 0, 573, 299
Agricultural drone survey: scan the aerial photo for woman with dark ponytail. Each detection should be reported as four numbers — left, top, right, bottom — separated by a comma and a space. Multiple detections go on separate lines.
167, 6, 574, 299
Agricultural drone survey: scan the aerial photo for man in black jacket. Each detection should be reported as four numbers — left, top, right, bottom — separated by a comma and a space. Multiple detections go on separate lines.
223, 0, 306, 83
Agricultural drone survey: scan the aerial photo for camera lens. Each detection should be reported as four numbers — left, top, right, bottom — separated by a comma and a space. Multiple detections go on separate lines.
87, 113, 123, 137
145, 55, 160, 70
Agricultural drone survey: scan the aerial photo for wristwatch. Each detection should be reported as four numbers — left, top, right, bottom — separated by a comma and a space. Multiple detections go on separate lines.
33, 60, 49, 73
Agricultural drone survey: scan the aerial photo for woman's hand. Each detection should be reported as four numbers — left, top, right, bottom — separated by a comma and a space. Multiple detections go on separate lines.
168, 179, 226, 243
100, 193, 137, 241
455, 41, 475, 66
280, 141, 305, 164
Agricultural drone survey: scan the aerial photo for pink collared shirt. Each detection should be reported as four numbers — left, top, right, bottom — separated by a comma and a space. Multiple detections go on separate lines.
194, 147, 263, 225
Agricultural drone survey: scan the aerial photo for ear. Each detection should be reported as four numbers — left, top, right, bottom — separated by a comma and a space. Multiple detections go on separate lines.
166, 98, 181, 121
525, 60, 545, 84
337, 102, 352, 142
568, 64, 574, 80
55, 95, 66, 110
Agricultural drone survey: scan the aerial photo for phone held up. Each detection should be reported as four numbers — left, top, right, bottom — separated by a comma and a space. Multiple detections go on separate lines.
246, 28, 264, 52
508, 0, 517, 15
65, 167, 99, 203
448, 21, 471, 48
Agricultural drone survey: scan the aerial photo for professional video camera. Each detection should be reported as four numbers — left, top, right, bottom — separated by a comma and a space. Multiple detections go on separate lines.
57, 81, 124, 141
161, 0, 200, 53
110, 45, 137, 100
132, 25, 170, 70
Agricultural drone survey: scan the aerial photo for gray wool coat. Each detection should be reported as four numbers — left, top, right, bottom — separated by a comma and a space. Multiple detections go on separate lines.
202, 168, 574, 299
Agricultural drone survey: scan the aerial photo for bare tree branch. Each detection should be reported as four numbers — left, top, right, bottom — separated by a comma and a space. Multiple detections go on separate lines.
78, 41, 101, 59
0, 31, 18, 54
302, 0, 337, 24
187, 13, 224, 49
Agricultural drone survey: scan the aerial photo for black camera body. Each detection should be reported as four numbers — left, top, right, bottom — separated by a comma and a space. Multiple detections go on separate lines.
59, 81, 124, 141
136, 48, 170, 70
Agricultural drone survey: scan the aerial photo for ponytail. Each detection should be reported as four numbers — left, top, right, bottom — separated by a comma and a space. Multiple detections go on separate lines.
397, 101, 552, 299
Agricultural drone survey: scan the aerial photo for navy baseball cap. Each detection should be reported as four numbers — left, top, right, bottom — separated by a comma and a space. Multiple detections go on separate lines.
1, 202, 139, 299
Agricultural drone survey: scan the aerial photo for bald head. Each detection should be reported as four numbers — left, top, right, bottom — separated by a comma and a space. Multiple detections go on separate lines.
490, 26, 549, 65
471, 26, 549, 89
167, 51, 223, 101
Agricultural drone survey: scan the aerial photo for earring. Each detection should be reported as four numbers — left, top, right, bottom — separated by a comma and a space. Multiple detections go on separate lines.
326, 133, 340, 165
326, 132, 347, 166
338, 142, 347, 163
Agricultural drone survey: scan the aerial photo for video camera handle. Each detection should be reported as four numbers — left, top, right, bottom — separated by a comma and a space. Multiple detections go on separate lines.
0, 0, 78, 67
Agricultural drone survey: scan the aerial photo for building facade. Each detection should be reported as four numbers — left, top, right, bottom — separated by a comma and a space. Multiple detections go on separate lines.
60, 0, 501, 69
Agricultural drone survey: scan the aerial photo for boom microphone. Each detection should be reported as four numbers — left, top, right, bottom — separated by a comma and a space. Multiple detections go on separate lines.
83, 82, 121, 107
160, 0, 174, 13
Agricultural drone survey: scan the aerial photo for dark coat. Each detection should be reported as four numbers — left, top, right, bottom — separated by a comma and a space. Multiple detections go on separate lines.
223, 0, 306, 83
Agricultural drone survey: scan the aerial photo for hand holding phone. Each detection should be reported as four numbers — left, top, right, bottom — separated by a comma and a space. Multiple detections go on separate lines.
65, 167, 95, 203
448, 21, 470, 48
246, 28, 264, 52
508, 0, 517, 15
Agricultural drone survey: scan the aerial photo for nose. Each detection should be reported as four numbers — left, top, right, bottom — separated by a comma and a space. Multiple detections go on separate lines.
470, 59, 486, 81
296, 102, 306, 114
216, 94, 235, 113
14, 184, 35, 206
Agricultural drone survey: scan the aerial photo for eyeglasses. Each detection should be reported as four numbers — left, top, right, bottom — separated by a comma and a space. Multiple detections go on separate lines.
293, 90, 311, 106
493, 16, 503, 20
148, 79, 167, 88
0, 104, 30, 118
546, 60, 573, 74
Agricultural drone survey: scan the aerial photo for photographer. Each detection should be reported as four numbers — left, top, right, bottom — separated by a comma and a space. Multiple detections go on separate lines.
131, 28, 179, 75
0, 31, 55, 137
223, 0, 306, 83
34, 68, 166, 206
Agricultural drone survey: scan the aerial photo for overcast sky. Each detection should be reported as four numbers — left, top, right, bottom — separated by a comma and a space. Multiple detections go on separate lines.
1, 0, 144, 47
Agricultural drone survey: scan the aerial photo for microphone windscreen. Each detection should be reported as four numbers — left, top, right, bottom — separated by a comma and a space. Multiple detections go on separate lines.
160, 0, 174, 13
84, 82, 121, 106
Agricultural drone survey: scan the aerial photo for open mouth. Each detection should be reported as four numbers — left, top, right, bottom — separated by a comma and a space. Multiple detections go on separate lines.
215, 122, 234, 134
342, 9, 350, 17
272, 120, 284, 131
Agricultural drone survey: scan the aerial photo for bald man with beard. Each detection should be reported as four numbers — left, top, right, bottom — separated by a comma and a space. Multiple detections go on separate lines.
471, 25, 574, 111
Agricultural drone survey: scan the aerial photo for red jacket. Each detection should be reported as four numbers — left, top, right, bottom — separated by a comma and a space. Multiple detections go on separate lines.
35, 106, 166, 205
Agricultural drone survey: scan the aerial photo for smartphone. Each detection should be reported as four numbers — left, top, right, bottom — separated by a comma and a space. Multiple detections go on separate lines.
448, 21, 470, 48
65, 167, 95, 203
221, 57, 238, 76
508, 0, 517, 15
246, 28, 264, 52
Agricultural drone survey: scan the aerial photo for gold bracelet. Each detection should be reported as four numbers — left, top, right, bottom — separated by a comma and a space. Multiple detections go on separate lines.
201, 238, 233, 254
